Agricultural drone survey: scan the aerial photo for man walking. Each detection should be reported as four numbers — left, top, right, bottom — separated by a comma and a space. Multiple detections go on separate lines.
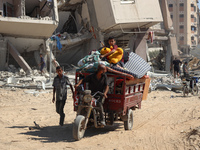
38, 54, 45, 75
172, 57, 182, 78
52, 66, 74, 126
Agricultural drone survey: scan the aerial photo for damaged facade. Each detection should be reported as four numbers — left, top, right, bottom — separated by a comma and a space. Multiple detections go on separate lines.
55, 0, 163, 66
147, 0, 179, 72
0, 0, 59, 74
0, 0, 169, 74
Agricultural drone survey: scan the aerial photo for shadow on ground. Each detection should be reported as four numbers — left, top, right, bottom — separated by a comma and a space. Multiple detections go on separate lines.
8, 122, 123, 143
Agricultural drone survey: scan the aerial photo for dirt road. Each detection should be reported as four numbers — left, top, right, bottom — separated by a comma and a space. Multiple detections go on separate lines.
0, 88, 199, 150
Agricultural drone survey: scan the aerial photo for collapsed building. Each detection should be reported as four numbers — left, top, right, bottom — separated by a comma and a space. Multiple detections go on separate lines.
0, 0, 59, 74
53, 0, 164, 70
0, 0, 175, 75
148, 0, 179, 72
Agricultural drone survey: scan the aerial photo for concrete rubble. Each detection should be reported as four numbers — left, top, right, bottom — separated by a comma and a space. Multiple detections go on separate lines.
1, 65, 199, 94
0, 65, 76, 91
148, 71, 200, 92
148, 72, 182, 91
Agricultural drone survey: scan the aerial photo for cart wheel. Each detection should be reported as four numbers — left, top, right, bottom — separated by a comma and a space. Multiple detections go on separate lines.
124, 109, 133, 130
73, 115, 86, 141
192, 85, 198, 96
108, 112, 114, 125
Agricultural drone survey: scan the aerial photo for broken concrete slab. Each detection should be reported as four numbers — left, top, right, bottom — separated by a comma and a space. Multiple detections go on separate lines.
32, 76, 47, 83
155, 84, 183, 91
0, 81, 6, 86
148, 71, 184, 92
147, 71, 170, 78
8, 41, 32, 74
7, 77, 18, 84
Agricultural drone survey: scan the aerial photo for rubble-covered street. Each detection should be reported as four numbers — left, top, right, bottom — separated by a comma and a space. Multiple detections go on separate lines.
0, 88, 200, 150
1, 0, 200, 149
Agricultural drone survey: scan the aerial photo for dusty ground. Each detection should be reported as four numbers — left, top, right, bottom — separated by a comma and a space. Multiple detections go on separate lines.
0, 88, 200, 150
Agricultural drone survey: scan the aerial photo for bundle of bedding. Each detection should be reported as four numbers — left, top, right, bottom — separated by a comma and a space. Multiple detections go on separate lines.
76, 51, 151, 80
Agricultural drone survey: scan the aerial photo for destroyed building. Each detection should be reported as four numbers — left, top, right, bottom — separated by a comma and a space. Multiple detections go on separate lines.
0, 0, 165, 74
55, 0, 163, 67
147, 0, 179, 72
0, 0, 59, 74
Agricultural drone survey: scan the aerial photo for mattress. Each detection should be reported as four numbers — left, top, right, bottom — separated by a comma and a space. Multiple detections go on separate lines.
124, 52, 151, 78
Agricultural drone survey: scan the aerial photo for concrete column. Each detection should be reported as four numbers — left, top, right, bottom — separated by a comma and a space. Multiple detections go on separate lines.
165, 41, 172, 73
43, 39, 48, 71
87, 0, 102, 50
0, 40, 7, 70
132, 33, 147, 61
8, 41, 32, 74
53, 0, 59, 23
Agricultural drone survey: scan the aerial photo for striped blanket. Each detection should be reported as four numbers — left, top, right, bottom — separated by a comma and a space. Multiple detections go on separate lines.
109, 52, 151, 79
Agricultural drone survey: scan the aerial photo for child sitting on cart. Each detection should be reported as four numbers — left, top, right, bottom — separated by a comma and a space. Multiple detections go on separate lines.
100, 37, 124, 68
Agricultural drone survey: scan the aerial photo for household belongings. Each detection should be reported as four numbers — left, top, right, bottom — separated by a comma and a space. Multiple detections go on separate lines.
77, 51, 151, 81
100, 47, 123, 64
77, 51, 110, 72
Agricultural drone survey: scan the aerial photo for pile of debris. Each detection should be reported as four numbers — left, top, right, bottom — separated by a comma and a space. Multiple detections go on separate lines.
188, 57, 200, 71
148, 72, 183, 91
0, 70, 48, 89
0, 65, 76, 90
148, 70, 200, 93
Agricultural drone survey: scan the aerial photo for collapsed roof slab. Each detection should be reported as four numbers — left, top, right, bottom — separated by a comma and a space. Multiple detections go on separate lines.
8, 41, 32, 74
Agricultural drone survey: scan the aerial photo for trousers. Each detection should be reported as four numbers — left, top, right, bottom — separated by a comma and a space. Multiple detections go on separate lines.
94, 94, 105, 121
56, 100, 66, 126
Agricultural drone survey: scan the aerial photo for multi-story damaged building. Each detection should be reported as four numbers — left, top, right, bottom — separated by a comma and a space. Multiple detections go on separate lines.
167, 0, 199, 53
147, 0, 180, 72
0, 0, 164, 73
0, 0, 59, 73
56, 0, 163, 66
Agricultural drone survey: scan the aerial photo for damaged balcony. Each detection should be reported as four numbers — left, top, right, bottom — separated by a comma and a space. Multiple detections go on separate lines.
0, 0, 59, 38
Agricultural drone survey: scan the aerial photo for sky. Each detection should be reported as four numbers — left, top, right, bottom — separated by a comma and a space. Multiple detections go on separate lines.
198, 3, 200, 9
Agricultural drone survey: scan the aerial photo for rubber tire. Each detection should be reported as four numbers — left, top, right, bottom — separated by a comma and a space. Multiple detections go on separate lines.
193, 85, 199, 96
124, 109, 134, 130
109, 112, 114, 125
73, 115, 86, 141
183, 86, 188, 97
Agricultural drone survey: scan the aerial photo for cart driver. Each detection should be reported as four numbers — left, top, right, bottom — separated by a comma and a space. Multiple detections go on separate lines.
75, 64, 109, 126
